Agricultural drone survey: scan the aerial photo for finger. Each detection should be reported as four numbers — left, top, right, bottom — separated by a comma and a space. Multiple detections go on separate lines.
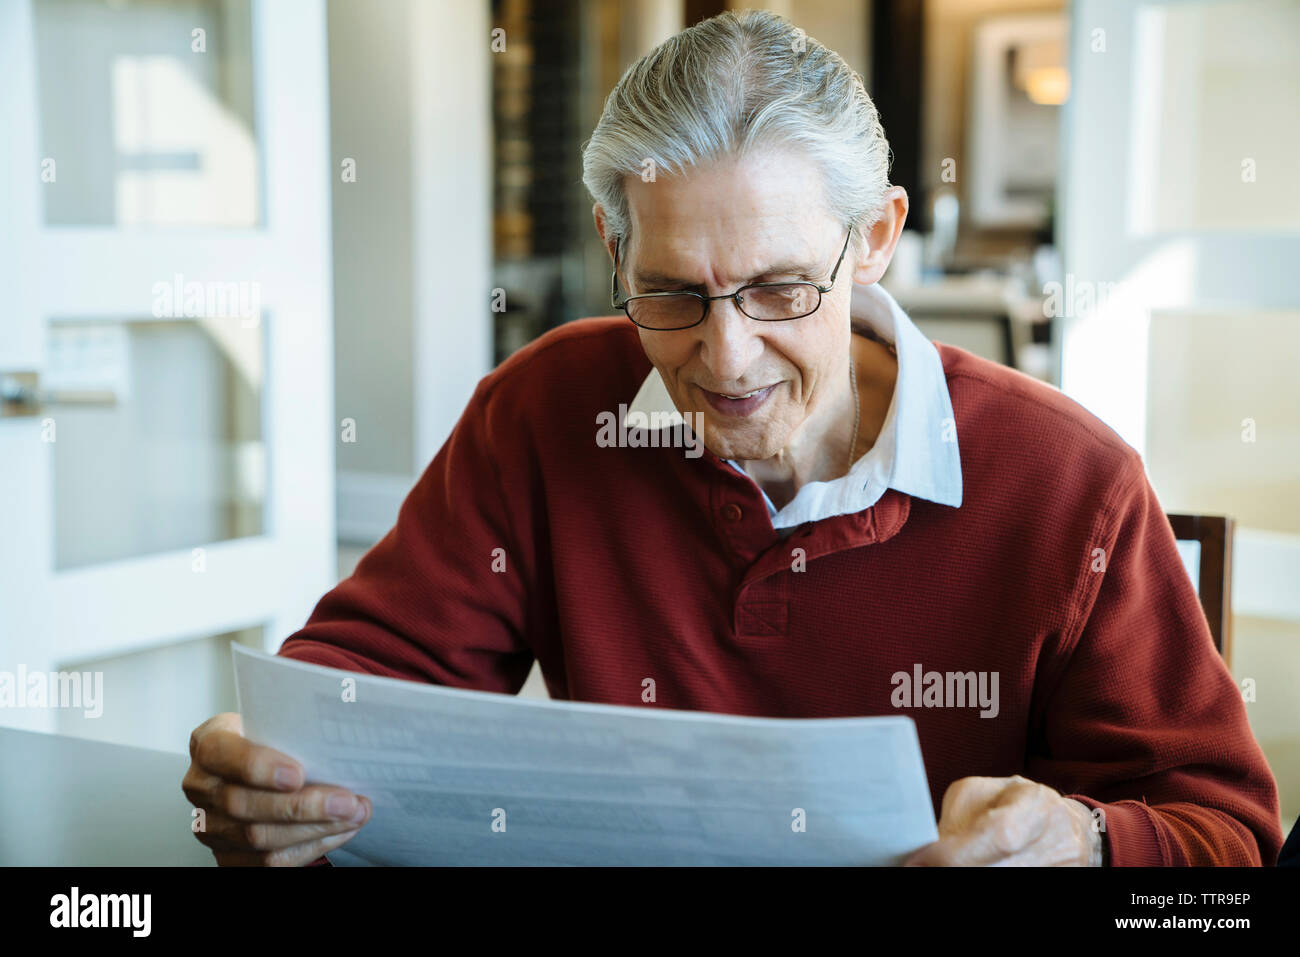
905, 832, 1003, 866
193, 726, 305, 792
190, 712, 243, 760
904, 831, 1004, 866
212, 828, 362, 867
208, 781, 372, 824
902, 840, 941, 866
181, 763, 225, 809
936, 776, 1019, 834
194, 800, 372, 851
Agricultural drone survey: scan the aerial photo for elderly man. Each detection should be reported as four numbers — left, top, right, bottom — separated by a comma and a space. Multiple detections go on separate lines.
183, 9, 1280, 867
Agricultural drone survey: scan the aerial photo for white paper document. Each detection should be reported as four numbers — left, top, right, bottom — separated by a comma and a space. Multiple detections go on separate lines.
233, 645, 938, 866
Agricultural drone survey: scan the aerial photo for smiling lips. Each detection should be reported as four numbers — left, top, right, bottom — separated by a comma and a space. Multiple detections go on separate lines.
699, 383, 779, 417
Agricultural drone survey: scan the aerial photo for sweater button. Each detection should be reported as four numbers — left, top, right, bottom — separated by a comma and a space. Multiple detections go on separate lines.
722, 503, 743, 523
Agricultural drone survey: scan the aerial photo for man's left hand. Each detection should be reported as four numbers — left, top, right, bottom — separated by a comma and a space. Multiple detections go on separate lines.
903, 775, 1103, 866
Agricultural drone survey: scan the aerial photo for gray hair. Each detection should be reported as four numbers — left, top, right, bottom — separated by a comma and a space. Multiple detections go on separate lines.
580, 9, 891, 260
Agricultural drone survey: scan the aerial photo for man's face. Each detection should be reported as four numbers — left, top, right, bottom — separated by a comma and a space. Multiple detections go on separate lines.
619, 150, 855, 462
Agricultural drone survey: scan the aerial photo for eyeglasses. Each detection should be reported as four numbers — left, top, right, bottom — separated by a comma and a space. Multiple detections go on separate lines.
610, 226, 854, 331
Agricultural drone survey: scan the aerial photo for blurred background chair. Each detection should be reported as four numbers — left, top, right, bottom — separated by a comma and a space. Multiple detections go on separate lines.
1168, 513, 1234, 665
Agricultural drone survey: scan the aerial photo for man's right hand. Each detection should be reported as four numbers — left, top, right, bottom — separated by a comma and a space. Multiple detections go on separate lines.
183, 712, 372, 866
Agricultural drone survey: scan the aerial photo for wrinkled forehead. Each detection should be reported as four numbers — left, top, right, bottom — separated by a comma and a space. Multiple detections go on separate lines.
620, 152, 837, 283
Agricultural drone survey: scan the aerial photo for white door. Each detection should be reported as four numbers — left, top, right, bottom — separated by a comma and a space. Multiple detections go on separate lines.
0, 0, 334, 745
1058, 0, 1300, 807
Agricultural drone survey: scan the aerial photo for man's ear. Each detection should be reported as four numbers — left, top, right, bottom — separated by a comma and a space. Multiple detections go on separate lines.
850, 186, 910, 286
593, 203, 616, 261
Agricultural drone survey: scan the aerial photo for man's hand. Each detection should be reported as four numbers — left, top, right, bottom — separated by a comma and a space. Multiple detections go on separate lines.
903, 775, 1103, 866
182, 712, 372, 866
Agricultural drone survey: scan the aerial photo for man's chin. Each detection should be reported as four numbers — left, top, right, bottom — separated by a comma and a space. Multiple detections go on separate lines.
698, 427, 780, 463
675, 401, 786, 461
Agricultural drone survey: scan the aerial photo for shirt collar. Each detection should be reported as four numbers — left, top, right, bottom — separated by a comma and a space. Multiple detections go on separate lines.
624, 282, 963, 522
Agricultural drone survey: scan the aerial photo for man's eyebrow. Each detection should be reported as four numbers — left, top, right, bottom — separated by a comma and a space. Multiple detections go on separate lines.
631, 259, 821, 290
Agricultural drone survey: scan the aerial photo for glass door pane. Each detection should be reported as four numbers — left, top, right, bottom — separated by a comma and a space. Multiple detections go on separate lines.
49, 315, 266, 569
34, 0, 260, 227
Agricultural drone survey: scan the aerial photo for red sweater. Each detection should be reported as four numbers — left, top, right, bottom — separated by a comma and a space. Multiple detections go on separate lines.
280, 317, 1281, 866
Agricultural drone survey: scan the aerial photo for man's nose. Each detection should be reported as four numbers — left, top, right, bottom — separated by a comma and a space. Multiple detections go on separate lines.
697, 297, 763, 384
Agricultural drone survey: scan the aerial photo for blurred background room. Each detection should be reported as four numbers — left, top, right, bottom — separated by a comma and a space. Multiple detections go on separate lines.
1, 0, 1297, 835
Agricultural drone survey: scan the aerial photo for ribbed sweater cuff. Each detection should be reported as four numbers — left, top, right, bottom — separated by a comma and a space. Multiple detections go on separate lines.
1064, 795, 1170, 866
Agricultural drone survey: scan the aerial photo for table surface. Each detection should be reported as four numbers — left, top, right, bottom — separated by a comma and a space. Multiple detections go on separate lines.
0, 726, 215, 865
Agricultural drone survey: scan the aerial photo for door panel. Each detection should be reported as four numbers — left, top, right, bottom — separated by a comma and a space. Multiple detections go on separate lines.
0, 0, 333, 741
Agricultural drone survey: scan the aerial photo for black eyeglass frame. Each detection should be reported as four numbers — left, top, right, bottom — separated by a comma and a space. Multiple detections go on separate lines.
610, 226, 855, 331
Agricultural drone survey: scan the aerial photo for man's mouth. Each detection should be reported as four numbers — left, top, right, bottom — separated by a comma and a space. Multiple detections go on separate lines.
699, 383, 778, 417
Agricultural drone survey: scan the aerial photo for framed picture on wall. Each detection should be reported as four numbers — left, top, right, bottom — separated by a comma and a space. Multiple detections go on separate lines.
966, 12, 1067, 228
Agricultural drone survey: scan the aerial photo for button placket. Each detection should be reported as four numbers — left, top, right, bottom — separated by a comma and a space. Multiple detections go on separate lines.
709, 459, 774, 560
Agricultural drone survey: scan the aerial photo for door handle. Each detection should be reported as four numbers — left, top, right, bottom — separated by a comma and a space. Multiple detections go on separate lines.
0, 371, 42, 417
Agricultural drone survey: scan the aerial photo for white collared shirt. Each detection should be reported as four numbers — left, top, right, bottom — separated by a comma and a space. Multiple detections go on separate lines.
624, 282, 963, 530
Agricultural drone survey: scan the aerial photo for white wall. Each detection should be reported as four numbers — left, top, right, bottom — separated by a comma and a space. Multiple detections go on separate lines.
328, 0, 415, 481
330, 0, 492, 542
